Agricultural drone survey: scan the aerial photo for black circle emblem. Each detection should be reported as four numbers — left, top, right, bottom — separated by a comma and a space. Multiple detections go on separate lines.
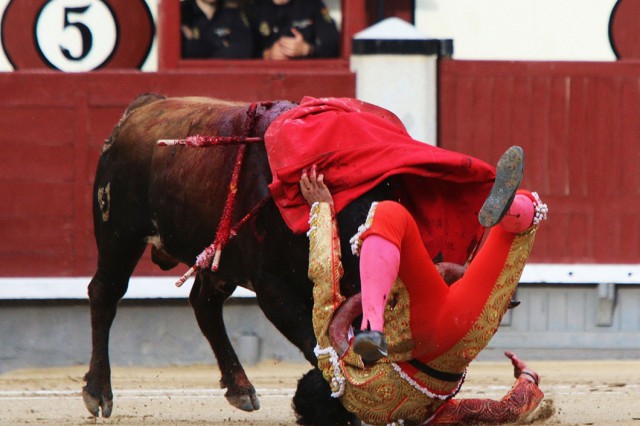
1, 0, 154, 70
609, 0, 640, 60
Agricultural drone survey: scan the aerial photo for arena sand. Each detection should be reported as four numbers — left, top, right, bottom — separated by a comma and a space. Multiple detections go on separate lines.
0, 359, 639, 425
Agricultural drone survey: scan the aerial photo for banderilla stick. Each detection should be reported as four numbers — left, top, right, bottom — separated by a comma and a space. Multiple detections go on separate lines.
158, 135, 263, 147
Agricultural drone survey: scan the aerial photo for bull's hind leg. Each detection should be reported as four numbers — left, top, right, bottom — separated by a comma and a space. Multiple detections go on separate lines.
82, 237, 147, 418
189, 272, 260, 411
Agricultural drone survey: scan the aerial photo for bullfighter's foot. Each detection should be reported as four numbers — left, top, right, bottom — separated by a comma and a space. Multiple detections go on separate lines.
501, 190, 549, 233
225, 389, 261, 412
353, 330, 388, 363
82, 385, 113, 418
479, 146, 524, 227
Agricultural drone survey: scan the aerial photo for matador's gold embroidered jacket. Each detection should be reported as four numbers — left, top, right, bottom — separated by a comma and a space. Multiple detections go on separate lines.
307, 202, 543, 426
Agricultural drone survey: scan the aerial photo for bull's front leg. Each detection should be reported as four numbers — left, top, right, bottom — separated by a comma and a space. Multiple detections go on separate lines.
189, 272, 260, 411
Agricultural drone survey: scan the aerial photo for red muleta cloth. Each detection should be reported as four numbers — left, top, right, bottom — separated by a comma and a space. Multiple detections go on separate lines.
265, 96, 497, 264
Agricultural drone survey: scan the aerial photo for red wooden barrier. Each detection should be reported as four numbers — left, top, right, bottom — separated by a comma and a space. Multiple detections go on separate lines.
439, 60, 640, 264
0, 70, 355, 277
0, 59, 638, 279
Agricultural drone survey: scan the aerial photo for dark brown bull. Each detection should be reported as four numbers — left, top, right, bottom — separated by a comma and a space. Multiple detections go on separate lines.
84, 95, 378, 422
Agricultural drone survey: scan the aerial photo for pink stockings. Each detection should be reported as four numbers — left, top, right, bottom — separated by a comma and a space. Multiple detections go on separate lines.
359, 235, 400, 332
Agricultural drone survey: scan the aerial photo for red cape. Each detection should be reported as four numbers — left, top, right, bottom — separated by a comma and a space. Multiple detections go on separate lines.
265, 97, 496, 264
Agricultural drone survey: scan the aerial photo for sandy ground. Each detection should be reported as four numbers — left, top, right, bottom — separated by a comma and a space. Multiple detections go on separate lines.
0, 359, 639, 425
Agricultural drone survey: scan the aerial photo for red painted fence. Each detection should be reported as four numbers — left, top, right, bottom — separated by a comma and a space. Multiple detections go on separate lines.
0, 59, 638, 278
0, 69, 354, 277
438, 60, 640, 264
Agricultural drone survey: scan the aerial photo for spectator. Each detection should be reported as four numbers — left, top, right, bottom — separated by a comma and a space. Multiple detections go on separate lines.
247, 0, 339, 60
181, 0, 253, 59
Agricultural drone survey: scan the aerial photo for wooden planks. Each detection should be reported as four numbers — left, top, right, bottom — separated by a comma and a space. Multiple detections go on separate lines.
0, 70, 355, 277
439, 60, 640, 263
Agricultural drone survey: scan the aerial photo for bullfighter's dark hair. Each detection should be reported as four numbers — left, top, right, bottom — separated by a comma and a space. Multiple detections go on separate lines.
292, 367, 356, 426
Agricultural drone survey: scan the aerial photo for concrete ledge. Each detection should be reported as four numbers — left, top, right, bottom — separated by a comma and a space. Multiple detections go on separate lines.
519, 264, 640, 284
2, 264, 639, 300
0, 298, 305, 374
1, 283, 639, 373
0, 277, 255, 300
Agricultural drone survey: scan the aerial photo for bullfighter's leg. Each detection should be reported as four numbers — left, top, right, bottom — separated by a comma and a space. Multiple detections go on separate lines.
189, 272, 260, 412
83, 235, 147, 418
352, 146, 534, 361
441, 190, 547, 327
431, 352, 545, 424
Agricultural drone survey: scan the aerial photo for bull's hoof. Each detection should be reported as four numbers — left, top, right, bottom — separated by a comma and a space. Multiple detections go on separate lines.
82, 387, 113, 418
225, 390, 260, 412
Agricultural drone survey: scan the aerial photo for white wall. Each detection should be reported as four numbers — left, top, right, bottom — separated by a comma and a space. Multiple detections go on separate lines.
415, 0, 618, 61
0, 0, 10, 71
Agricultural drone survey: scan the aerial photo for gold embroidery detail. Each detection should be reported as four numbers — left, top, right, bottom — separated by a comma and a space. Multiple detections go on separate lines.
339, 350, 445, 425
383, 278, 414, 360
308, 202, 345, 349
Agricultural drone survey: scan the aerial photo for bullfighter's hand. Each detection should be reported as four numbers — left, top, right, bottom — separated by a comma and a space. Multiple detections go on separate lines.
505, 351, 540, 385
300, 165, 334, 207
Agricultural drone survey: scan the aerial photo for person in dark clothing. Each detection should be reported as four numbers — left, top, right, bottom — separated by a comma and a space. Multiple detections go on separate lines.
181, 0, 253, 59
247, 0, 339, 59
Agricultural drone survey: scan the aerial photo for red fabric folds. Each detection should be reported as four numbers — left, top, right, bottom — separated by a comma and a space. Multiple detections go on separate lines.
265, 97, 497, 264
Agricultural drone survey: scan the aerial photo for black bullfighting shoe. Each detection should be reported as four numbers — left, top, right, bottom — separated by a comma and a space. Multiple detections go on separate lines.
478, 146, 524, 228
353, 330, 388, 363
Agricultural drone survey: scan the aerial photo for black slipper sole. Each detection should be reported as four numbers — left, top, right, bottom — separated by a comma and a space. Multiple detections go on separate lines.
353, 332, 388, 362
478, 146, 524, 227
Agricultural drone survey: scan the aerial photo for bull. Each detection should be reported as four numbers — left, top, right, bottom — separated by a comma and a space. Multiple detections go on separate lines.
85, 94, 492, 424
84, 94, 382, 423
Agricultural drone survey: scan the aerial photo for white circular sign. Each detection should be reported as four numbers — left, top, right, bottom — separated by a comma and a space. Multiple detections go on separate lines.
35, 0, 118, 71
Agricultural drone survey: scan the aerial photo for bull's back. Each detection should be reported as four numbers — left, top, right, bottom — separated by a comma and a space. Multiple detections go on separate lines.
94, 95, 297, 272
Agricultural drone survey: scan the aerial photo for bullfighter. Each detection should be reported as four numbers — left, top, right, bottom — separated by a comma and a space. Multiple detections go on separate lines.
297, 146, 547, 425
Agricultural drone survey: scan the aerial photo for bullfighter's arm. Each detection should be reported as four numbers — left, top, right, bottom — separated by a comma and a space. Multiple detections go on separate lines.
307, 201, 345, 348
431, 352, 544, 425
301, 166, 345, 349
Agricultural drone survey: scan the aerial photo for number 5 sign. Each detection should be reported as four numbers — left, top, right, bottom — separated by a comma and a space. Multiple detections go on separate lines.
1, 0, 154, 71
